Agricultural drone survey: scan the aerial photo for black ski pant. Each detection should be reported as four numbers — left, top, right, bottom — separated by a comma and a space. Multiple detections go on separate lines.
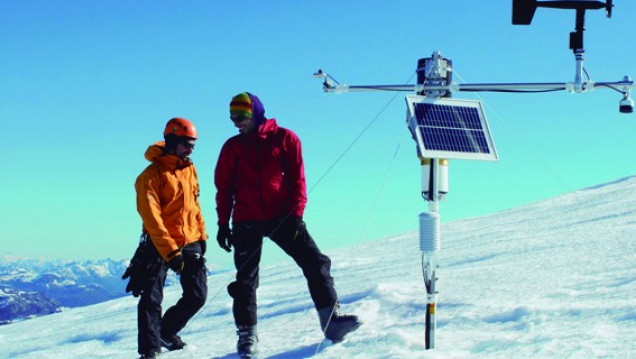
138, 241, 207, 355
228, 218, 338, 327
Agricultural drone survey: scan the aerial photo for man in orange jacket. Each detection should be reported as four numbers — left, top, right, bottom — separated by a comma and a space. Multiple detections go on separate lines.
133, 117, 208, 359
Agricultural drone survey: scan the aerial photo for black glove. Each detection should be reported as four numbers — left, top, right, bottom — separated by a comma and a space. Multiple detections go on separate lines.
290, 215, 306, 241
168, 255, 184, 275
122, 240, 154, 297
217, 224, 232, 252
122, 265, 144, 297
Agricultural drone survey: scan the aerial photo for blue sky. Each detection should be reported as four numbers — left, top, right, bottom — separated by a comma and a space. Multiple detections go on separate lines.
1, 1, 634, 269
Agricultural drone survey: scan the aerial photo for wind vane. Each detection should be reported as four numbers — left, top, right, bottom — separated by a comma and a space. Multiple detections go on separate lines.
314, 0, 633, 350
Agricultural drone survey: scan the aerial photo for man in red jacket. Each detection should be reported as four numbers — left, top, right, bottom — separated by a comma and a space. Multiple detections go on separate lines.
215, 92, 361, 357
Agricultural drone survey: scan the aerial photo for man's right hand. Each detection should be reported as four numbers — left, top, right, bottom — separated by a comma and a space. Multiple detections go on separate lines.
216, 224, 232, 252
168, 255, 184, 275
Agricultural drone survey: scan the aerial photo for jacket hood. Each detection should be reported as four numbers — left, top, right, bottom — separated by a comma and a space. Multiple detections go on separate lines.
247, 92, 266, 127
144, 141, 165, 162
144, 141, 192, 169
255, 118, 278, 138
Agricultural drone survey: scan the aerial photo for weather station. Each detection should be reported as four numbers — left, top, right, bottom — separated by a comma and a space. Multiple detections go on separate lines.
313, 0, 633, 350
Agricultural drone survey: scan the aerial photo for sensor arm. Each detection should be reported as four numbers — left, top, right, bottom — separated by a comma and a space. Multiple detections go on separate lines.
314, 70, 633, 95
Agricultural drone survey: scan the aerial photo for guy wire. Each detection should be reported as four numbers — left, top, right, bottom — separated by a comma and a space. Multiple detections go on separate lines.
313, 73, 415, 355
454, 70, 575, 195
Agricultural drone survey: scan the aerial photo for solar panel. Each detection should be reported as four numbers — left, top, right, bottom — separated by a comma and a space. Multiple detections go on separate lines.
406, 95, 498, 161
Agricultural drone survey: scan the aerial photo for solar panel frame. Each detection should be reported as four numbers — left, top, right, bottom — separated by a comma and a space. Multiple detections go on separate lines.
406, 95, 498, 161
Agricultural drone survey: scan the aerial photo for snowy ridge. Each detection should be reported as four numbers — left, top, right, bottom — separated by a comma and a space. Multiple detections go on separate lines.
0, 258, 129, 323
0, 256, 193, 324
0, 287, 59, 324
1, 175, 635, 358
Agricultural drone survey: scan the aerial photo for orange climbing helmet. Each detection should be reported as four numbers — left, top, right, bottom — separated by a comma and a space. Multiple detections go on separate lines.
163, 117, 198, 139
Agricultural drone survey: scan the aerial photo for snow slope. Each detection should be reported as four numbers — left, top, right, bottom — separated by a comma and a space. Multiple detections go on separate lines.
1, 176, 635, 358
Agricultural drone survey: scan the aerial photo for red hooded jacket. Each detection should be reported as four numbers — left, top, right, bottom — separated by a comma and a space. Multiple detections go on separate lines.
215, 118, 307, 225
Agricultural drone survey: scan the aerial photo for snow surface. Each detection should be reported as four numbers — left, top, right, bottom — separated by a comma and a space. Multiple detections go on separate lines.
1, 176, 635, 358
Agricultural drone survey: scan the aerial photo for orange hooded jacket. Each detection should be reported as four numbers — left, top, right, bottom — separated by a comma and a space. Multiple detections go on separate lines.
135, 141, 207, 261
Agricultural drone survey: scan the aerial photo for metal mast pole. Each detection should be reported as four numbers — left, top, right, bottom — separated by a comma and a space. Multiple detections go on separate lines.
421, 158, 441, 349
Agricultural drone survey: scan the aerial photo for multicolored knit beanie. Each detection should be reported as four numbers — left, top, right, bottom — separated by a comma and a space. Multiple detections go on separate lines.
230, 92, 253, 119
230, 92, 266, 126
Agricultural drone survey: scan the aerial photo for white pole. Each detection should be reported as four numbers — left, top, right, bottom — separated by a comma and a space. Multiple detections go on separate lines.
420, 158, 441, 349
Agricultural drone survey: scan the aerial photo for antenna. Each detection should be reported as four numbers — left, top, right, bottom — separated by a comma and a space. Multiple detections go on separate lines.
313, 0, 634, 351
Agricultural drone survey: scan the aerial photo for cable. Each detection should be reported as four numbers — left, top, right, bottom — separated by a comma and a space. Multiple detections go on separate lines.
349, 129, 407, 253
312, 74, 415, 356
347, 86, 414, 92
454, 70, 575, 196
594, 83, 627, 94
462, 88, 566, 93
307, 87, 405, 194
580, 66, 628, 94
451, 72, 598, 263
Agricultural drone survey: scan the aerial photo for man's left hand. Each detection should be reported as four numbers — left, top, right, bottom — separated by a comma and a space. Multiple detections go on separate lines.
290, 215, 306, 241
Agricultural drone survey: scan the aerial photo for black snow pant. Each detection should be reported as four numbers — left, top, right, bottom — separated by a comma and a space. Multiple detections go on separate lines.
137, 240, 207, 355
228, 217, 338, 327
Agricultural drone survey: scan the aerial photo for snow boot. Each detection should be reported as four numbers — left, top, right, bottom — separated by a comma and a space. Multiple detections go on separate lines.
160, 333, 186, 351
138, 351, 160, 359
318, 306, 361, 343
237, 325, 258, 358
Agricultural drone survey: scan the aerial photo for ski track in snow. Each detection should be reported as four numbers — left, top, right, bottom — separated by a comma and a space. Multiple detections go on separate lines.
1, 176, 636, 358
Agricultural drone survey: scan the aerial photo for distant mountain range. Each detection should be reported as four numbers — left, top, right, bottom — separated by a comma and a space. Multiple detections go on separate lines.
0, 257, 130, 324
0, 255, 217, 325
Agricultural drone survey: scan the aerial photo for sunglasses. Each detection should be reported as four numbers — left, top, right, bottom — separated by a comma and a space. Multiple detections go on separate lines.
181, 141, 195, 149
230, 116, 250, 123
